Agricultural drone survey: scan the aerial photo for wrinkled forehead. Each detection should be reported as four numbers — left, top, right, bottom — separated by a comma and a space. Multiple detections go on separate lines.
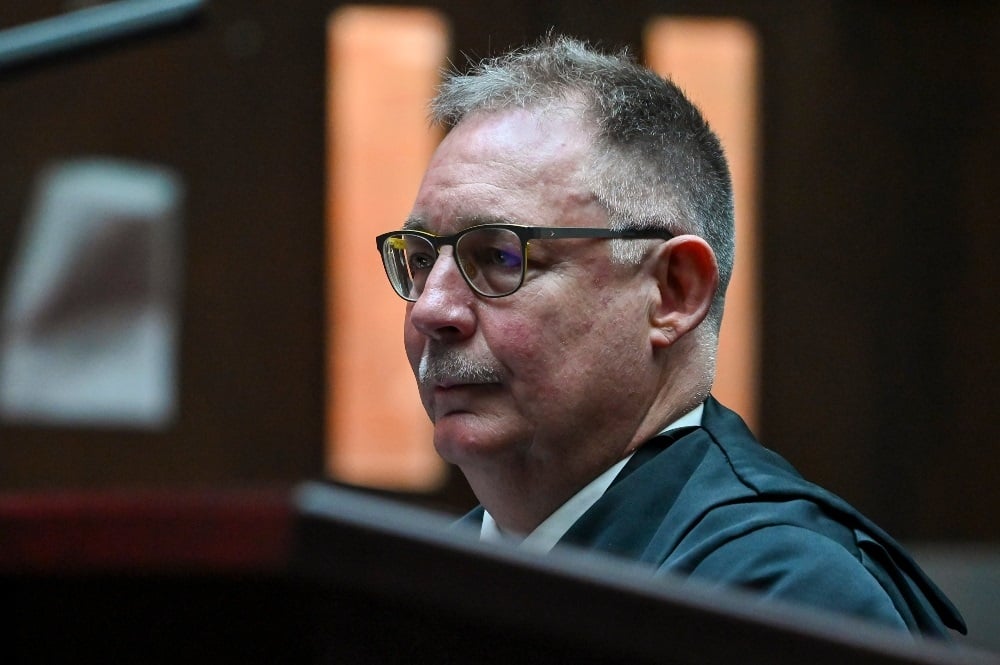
407, 107, 602, 234
445, 104, 593, 153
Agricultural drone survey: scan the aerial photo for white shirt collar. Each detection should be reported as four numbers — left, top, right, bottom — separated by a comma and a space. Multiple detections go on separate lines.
480, 402, 705, 552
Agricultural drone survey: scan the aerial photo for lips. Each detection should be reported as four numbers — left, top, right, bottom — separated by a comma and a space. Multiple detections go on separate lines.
435, 380, 465, 390
434, 377, 497, 390
427, 380, 502, 420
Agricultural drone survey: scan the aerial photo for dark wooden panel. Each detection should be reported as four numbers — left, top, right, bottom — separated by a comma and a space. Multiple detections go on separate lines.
0, 1, 330, 487
752, 1, 1000, 540
1, 1, 997, 542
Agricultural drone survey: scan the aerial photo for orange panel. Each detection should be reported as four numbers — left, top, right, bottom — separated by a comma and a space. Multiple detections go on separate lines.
644, 18, 762, 430
326, 7, 448, 489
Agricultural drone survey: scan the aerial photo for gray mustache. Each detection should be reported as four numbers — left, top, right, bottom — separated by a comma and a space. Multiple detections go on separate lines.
418, 347, 504, 386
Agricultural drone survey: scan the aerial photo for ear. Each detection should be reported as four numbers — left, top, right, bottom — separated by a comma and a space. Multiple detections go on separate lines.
647, 235, 719, 349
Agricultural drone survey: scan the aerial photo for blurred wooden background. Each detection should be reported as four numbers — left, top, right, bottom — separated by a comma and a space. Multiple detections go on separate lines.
1, 0, 997, 545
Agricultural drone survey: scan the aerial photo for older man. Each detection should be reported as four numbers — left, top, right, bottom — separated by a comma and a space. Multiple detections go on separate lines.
374, 35, 964, 638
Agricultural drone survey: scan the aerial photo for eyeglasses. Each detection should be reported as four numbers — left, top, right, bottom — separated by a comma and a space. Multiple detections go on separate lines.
375, 223, 673, 301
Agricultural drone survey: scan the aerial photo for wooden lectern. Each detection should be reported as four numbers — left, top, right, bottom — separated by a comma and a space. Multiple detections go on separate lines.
1, 482, 995, 664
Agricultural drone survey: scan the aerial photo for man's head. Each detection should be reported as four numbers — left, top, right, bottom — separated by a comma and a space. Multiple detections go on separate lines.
430, 35, 735, 330
382, 36, 734, 531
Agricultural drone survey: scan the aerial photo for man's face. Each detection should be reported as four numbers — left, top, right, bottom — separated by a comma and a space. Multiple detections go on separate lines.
403, 108, 658, 481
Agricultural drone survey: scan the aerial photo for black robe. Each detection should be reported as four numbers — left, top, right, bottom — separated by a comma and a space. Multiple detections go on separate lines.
459, 396, 965, 638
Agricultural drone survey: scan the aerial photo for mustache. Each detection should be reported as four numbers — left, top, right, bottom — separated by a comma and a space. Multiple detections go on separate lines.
418, 346, 505, 387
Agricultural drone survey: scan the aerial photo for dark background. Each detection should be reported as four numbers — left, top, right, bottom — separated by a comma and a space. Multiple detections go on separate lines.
1, 0, 997, 543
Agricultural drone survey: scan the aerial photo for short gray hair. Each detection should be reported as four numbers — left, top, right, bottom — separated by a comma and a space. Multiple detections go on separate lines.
431, 35, 735, 332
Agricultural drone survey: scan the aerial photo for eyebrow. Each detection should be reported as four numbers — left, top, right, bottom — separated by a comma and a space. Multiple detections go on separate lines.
402, 215, 426, 231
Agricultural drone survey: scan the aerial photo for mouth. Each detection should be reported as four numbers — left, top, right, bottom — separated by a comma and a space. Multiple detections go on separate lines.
429, 375, 503, 396
426, 380, 501, 420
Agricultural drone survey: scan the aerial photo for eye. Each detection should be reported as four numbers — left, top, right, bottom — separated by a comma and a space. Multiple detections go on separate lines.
407, 251, 436, 272
456, 228, 524, 284
479, 246, 522, 269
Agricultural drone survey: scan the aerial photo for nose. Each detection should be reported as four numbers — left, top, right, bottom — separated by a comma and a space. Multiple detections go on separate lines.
406, 250, 476, 341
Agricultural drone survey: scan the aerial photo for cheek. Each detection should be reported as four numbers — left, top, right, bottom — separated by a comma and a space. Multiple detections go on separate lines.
550, 289, 649, 380
486, 314, 538, 364
490, 309, 581, 396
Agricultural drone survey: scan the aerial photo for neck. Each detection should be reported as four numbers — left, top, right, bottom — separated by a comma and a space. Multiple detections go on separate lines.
463, 458, 594, 535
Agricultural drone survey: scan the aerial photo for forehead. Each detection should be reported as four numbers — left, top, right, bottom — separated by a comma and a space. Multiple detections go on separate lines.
407, 107, 602, 233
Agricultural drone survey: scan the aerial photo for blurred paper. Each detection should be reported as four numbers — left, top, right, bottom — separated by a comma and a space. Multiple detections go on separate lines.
0, 158, 182, 428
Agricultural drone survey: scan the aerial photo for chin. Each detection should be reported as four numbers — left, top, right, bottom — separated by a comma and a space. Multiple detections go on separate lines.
432, 415, 511, 466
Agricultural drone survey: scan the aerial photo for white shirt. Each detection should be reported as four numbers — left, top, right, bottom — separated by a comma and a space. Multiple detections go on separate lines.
480, 402, 705, 553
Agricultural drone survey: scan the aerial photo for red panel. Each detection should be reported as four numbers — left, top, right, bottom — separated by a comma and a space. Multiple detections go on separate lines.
0, 488, 293, 573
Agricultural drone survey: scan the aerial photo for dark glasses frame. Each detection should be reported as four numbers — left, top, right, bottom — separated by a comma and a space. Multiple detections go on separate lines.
375, 223, 674, 301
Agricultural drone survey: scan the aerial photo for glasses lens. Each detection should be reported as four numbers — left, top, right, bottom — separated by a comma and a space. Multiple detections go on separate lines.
455, 227, 524, 297
382, 233, 436, 301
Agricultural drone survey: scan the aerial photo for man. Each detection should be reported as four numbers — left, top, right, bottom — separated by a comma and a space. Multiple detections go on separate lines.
374, 35, 965, 638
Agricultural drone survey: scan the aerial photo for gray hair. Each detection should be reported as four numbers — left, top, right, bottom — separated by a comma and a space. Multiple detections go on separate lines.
431, 35, 736, 333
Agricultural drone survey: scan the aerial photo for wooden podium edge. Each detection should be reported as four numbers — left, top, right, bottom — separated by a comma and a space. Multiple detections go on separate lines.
291, 481, 999, 665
